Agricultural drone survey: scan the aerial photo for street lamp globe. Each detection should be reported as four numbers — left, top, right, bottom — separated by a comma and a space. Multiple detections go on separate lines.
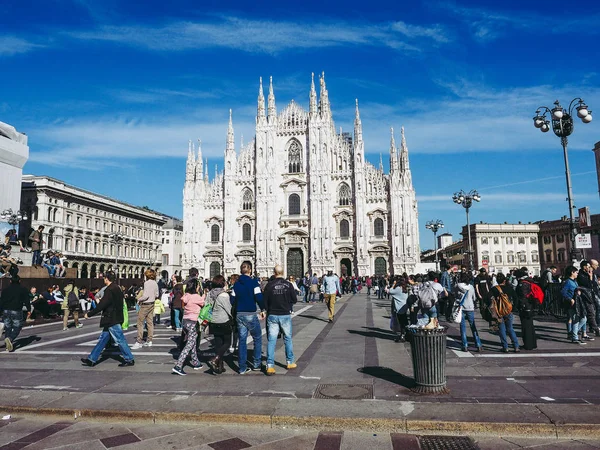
583, 113, 593, 123
541, 123, 550, 132
577, 105, 589, 118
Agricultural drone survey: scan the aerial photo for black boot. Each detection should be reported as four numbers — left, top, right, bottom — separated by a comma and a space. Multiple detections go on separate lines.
207, 357, 221, 374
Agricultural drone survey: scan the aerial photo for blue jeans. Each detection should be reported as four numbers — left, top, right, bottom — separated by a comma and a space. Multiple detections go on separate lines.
32, 250, 41, 266
88, 324, 134, 363
236, 313, 262, 371
423, 304, 438, 320
266, 314, 294, 368
3, 310, 23, 342
460, 310, 482, 348
498, 313, 519, 350
43, 264, 55, 276
173, 309, 183, 329
568, 308, 587, 341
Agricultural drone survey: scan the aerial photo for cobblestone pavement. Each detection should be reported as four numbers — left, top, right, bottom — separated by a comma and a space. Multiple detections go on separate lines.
2, 416, 600, 450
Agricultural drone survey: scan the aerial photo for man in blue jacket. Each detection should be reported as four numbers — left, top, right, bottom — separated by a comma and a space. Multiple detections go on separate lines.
231, 262, 266, 374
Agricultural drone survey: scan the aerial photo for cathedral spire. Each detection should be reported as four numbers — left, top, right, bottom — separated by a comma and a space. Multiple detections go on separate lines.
354, 99, 363, 143
390, 127, 398, 172
400, 126, 410, 172
319, 72, 330, 117
257, 77, 265, 119
379, 153, 383, 172
195, 139, 204, 180
186, 139, 195, 181
309, 72, 317, 116
267, 76, 276, 120
226, 109, 234, 153
204, 157, 209, 183
197, 139, 202, 160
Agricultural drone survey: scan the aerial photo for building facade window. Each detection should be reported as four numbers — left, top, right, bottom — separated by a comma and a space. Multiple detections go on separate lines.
493, 237, 499, 245
518, 237, 525, 245
506, 237, 513, 244
211, 224, 220, 242
507, 253, 515, 263
530, 237, 537, 245
494, 254, 502, 264
374, 218, 384, 237
288, 194, 301, 215
532, 252, 539, 263
556, 234, 565, 243
543, 236, 551, 244
242, 223, 251, 241
210, 261, 221, 278
340, 219, 350, 238
338, 183, 351, 206
481, 237, 488, 244
557, 249, 565, 261
545, 250, 552, 262
242, 189, 254, 210
288, 140, 302, 173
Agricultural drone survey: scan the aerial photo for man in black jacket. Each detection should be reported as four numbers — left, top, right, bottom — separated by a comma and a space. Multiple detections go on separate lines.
0, 275, 31, 352
81, 271, 134, 367
264, 265, 297, 376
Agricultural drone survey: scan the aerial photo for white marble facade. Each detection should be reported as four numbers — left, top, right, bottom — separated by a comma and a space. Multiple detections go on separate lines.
183, 74, 420, 279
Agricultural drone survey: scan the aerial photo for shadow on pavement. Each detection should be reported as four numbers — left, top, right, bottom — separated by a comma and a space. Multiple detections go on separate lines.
297, 314, 329, 323
358, 366, 416, 389
348, 327, 396, 341
14, 335, 42, 350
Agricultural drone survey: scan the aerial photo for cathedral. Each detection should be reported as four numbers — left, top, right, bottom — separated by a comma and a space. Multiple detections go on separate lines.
182, 73, 420, 279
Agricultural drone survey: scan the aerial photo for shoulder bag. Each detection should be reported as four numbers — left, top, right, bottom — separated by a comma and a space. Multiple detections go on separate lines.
451, 290, 469, 324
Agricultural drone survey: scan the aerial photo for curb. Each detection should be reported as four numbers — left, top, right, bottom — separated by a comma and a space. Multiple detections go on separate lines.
2, 405, 600, 439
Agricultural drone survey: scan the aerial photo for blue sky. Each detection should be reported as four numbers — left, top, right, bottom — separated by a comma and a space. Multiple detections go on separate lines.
2, 0, 600, 251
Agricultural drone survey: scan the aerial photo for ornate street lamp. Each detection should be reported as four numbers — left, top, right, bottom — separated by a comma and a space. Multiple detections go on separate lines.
109, 232, 125, 278
452, 190, 481, 272
533, 98, 593, 262
0, 208, 28, 227
425, 219, 444, 271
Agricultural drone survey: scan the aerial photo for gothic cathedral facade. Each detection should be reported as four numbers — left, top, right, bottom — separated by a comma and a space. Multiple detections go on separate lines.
182, 74, 420, 279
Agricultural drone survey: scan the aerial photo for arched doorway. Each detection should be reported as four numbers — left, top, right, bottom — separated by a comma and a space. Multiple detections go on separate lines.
81, 263, 88, 279
99, 264, 105, 276
134, 267, 140, 278
374, 257, 387, 276
90, 264, 97, 278
286, 248, 304, 279
210, 261, 221, 278
72, 262, 79, 278
340, 258, 351, 277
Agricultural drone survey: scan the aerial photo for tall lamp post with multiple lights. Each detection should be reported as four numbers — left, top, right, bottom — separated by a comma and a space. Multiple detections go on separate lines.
425, 219, 444, 271
533, 98, 593, 262
109, 232, 125, 279
452, 190, 481, 272
1, 208, 28, 227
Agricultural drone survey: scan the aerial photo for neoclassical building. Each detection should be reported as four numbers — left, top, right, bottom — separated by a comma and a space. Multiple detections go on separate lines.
20, 175, 166, 278
183, 74, 420, 279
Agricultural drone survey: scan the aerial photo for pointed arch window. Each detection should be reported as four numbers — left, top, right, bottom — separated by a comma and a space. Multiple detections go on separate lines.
340, 219, 350, 238
288, 140, 302, 173
242, 189, 254, 210
338, 183, 351, 206
289, 194, 301, 215
211, 224, 220, 243
242, 223, 251, 242
374, 218, 384, 237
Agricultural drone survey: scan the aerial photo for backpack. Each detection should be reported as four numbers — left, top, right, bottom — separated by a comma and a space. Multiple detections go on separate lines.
523, 280, 544, 305
494, 286, 513, 318
67, 290, 79, 310
540, 270, 551, 290
418, 281, 438, 309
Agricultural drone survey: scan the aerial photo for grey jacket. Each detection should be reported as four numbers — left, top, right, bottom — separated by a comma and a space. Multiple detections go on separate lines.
138, 279, 159, 305
209, 290, 232, 324
455, 283, 476, 311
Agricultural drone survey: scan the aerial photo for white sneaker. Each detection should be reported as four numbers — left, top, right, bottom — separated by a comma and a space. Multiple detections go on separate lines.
76, 324, 83, 328
63, 327, 68, 331
143, 341, 153, 347
131, 342, 143, 349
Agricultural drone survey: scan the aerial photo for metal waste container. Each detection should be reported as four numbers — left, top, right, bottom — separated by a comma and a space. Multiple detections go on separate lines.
407, 326, 449, 394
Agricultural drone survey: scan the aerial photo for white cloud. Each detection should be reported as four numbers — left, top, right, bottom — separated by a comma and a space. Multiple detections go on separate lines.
66, 16, 450, 54
28, 115, 256, 168
0, 36, 43, 56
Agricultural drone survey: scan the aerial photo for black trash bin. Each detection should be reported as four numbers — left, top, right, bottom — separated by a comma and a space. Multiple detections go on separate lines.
407, 326, 449, 394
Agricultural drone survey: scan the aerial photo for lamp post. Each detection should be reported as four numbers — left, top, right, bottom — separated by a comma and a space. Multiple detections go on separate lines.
425, 219, 444, 271
109, 232, 125, 278
533, 98, 593, 262
452, 190, 481, 272
1, 208, 28, 227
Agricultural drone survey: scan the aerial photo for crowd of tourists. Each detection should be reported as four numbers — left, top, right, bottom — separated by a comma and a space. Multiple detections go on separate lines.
2, 259, 599, 371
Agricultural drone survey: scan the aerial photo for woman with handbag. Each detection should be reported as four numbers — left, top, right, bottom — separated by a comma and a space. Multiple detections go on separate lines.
455, 272, 483, 352
488, 273, 520, 353
206, 275, 233, 375
172, 278, 205, 376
